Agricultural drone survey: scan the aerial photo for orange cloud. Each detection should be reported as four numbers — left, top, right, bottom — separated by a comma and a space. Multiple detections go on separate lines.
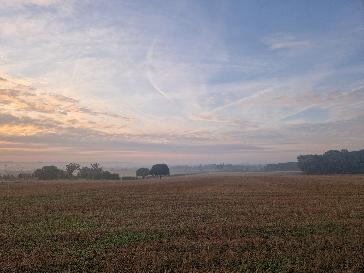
0, 73, 134, 136
0, 124, 47, 136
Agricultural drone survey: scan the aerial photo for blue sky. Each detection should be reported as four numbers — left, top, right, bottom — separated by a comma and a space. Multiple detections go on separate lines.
0, 0, 363, 164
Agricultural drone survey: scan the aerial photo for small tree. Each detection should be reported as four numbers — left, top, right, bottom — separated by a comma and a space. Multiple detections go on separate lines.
150, 164, 170, 179
90, 163, 103, 179
65, 163, 80, 178
136, 168, 149, 179
18, 173, 32, 180
91, 163, 102, 171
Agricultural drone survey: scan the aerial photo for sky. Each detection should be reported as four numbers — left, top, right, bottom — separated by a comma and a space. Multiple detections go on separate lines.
0, 0, 363, 165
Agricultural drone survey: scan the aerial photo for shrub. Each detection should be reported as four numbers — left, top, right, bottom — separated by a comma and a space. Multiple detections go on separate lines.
122, 176, 138, 181
136, 168, 149, 179
33, 166, 66, 180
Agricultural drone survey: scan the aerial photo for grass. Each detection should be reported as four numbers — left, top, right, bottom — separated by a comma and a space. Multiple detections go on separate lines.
0, 174, 363, 272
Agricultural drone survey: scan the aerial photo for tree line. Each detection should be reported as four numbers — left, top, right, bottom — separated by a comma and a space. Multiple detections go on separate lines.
0, 163, 171, 181
2, 149, 363, 180
297, 149, 364, 174
32, 163, 171, 181
32, 163, 120, 180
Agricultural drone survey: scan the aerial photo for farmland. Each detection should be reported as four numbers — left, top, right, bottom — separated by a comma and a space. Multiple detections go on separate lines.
1, 174, 363, 273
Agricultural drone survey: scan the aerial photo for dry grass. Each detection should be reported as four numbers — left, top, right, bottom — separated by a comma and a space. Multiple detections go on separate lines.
1, 175, 363, 272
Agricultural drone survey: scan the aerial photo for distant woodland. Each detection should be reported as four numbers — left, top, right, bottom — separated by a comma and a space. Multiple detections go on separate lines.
298, 149, 364, 174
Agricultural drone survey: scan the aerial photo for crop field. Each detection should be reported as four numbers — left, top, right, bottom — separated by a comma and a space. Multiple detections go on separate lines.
1, 175, 363, 273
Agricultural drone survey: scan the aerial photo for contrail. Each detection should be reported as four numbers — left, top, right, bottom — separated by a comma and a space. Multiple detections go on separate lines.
146, 69, 172, 101
208, 88, 271, 114
146, 40, 172, 101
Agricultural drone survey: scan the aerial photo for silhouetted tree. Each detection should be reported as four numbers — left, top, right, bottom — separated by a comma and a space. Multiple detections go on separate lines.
90, 163, 103, 179
91, 163, 102, 171
136, 168, 149, 178
33, 166, 65, 180
78, 167, 92, 179
65, 163, 80, 178
150, 164, 170, 179
18, 173, 32, 180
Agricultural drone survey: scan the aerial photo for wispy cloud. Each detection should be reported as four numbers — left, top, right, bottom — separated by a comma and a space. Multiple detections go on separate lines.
0, 0, 59, 8
0, 1, 363, 163
262, 33, 313, 50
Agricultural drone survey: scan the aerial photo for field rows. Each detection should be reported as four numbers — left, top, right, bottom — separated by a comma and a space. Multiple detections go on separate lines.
0, 175, 363, 272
